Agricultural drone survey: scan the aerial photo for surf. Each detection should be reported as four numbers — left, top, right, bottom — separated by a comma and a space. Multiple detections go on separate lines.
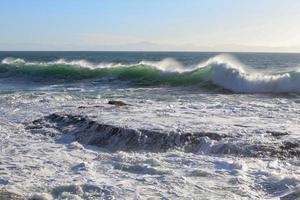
1, 55, 300, 93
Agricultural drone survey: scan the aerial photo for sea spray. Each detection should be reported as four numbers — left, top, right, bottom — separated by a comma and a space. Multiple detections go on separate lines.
2, 55, 300, 93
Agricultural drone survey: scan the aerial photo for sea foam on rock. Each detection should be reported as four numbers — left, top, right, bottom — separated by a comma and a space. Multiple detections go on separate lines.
0, 187, 25, 200
26, 113, 300, 158
27, 113, 228, 153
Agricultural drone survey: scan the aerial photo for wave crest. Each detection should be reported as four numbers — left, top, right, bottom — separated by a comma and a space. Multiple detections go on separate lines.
207, 56, 300, 93
1, 55, 300, 93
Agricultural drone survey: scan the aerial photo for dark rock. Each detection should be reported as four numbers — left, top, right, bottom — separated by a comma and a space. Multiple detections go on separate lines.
108, 100, 127, 106
27, 113, 228, 153
252, 141, 300, 159
279, 141, 300, 158
27, 113, 300, 159
266, 130, 289, 138
78, 105, 103, 109
282, 141, 299, 149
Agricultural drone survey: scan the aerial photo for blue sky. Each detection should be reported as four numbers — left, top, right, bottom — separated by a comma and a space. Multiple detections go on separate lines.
1, 0, 300, 51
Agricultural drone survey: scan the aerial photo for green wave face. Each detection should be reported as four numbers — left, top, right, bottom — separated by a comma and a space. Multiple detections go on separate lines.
0, 62, 213, 86
0, 63, 94, 82
3, 57, 300, 93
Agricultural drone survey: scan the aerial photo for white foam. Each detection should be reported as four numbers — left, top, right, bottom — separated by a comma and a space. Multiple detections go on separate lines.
2, 55, 300, 93
205, 55, 300, 93
0, 85, 300, 199
1, 57, 125, 69
1, 57, 25, 65
140, 58, 188, 72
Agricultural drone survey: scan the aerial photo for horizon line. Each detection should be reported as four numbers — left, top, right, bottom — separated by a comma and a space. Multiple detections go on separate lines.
1, 50, 300, 54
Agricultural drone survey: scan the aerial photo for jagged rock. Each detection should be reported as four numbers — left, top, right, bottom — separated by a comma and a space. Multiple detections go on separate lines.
27, 113, 228, 153
26, 113, 300, 159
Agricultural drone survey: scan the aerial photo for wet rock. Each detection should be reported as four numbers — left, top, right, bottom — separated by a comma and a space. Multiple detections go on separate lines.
29, 193, 53, 200
27, 113, 228, 153
78, 105, 103, 109
279, 141, 300, 158
266, 130, 289, 138
108, 100, 127, 106
27, 113, 300, 159
234, 124, 252, 128
252, 141, 300, 159
0, 187, 25, 200
50, 184, 117, 199
71, 162, 89, 172
193, 132, 228, 141
282, 141, 299, 149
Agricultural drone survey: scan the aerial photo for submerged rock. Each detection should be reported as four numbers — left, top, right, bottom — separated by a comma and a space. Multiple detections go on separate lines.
50, 184, 117, 200
0, 187, 25, 200
281, 187, 300, 200
250, 141, 300, 159
27, 113, 228, 153
29, 193, 53, 200
26, 113, 300, 159
266, 130, 289, 138
108, 100, 128, 106
279, 141, 300, 158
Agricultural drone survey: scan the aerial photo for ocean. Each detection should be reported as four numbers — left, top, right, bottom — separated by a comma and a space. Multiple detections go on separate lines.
0, 51, 300, 199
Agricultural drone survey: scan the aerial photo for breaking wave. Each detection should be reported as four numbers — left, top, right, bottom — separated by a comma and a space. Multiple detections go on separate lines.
2, 55, 300, 93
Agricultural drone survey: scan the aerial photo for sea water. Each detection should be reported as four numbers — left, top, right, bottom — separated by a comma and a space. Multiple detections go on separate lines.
0, 51, 300, 199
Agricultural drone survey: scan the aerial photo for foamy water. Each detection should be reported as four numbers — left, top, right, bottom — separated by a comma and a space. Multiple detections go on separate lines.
0, 52, 300, 199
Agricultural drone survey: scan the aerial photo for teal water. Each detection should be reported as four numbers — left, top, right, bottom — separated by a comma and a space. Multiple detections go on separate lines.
1, 52, 300, 93
0, 52, 300, 199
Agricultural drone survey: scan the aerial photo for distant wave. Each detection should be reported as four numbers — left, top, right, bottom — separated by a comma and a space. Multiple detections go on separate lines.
1, 55, 300, 93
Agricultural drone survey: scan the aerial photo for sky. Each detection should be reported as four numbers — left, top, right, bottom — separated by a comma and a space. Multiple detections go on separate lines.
0, 0, 300, 51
